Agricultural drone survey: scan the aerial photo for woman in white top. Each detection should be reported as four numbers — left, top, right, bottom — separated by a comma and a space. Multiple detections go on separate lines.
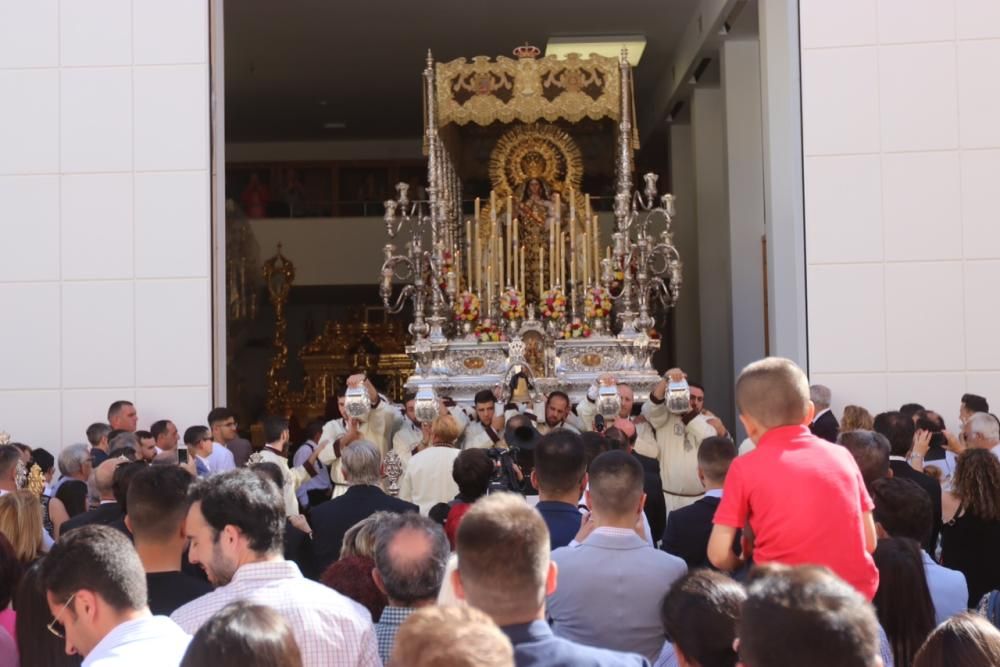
399, 414, 463, 514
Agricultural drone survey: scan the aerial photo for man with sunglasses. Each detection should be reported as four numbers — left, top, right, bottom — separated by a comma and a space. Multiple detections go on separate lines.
41, 524, 191, 664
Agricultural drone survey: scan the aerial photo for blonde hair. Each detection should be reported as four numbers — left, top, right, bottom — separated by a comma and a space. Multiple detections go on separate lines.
431, 414, 462, 446
735, 357, 811, 429
340, 511, 394, 560
841, 405, 874, 432
390, 605, 514, 667
0, 491, 43, 563
952, 449, 1000, 522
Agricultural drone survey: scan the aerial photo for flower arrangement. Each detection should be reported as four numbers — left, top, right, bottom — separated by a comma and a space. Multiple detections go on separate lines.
438, 249, 455, 293
562, 319, 592, 339
539, 288, 567, 321
499, 288, 525, 320
454, 291, 480, 322
474, 319, 504, 342
583, 286, 613, 319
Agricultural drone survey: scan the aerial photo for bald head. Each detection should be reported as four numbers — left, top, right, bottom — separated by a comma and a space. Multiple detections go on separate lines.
373, 513, 449, 606
95, 458, 125, 499
736, 357, 812, 430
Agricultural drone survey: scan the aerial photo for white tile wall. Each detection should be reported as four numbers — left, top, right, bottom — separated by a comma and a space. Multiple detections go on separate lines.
133, 65, 209, 171
0, 284, 60, 389
0, 176, 60, 282
877, 0, 955, 44
60, 174, 133, 280
960, 149, 1000, 259
0, 0, 58, 68
881, 152, 961, 262
134, 172, 210, 278
60, 68, 132, 173
135, 279, 211, 387
801, 47, 880, 156
59, 0, 131, 67
133, 0, 208, 66
803, 4, 1000, 416
0, 1, 212, 449
804, 155, 883, 264
0, 69, 59, 175
878, 43, 958, 153
957, 40, 1000, 149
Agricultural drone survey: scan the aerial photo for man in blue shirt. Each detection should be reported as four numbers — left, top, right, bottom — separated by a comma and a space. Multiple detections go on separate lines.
531, 431, 588, 549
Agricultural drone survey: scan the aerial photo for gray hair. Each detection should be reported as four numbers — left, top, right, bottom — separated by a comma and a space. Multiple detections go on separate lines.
374, 512, 450, 605
342, 440, 381, 486
967, 412, 1000, 443
340, 511, 394, 560
109, 431, 139, 456
809, 384, 832, 410
86, 422, 111, 447
58, 443, 91, 477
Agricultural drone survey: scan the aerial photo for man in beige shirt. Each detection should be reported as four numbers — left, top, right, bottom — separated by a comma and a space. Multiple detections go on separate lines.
257, 415, 328, 516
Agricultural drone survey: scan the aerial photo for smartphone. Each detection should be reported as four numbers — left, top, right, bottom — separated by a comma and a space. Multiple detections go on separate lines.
177, 448, 189, 464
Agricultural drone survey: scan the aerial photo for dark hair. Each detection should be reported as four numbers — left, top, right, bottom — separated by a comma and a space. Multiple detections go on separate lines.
14, 561, 83, 667
207, 407, 236, 427
184, 425, 211, 447
249, 462, 285, 494
86, 422, 112, 447
546, 391, 570, 408
320, 555, 386, 621
127, 466, 193, 543
962, 394, 990, 414
188, 469, 284, 555
873, 537, 935, 667
837, 430, 891, 490
915, 411, 944, 434
107, 400, 134, 421
739, 564, 880, 667
871, 477, 932, 544
180, 601, 303, 667
533, 430, 586, 496
688, 380, 705, 393
474, 389, 496, 406
0, 446, 21, 479
304, 419, 325, 442
263, 416, 289, 444
113, 461, 149, 511
581, 431, 608, 469
660, 570, 745, 667
373, 513, 450, 605
698, 436, 737, 483
41, 525, 147, 612
913, 611, 1000, 667
452, 449, 493, 499
150, 419, 172, 440
0, 532, 21, 609
873, 411, 916, 458
588, 450, 645, 516
30, 447, 55, 475
135, 430, 153, 441
107, 428, 128, 443
899, 403, 925, 419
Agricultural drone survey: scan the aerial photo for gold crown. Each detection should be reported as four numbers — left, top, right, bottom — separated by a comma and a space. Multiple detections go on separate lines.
513, 43, 541, 59
521, 152, 546, 178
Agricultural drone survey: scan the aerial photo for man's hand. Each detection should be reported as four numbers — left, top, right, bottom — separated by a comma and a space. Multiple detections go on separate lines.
944, 429, 965, 455
912, 429, 932, 458
597, 372, 616, 387
180, 453, 197, 477
665, 367, 685, 382
346, 373, 365, 388
309, 439, 331, 464
289, 514, 312, 536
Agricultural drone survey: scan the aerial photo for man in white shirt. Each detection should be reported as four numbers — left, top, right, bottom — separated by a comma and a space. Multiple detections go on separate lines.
461, 389, 506, 450
640, 369, 720, 513
172, 469, 380, 667
399, 414, 463, 514
576, 375, 657, 454
513, 391, 582, 435
257, 415, 328, 516
41, 524, 191, 665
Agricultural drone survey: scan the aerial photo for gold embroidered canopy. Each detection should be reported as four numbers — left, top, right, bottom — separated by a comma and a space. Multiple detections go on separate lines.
430, 48, 639, 149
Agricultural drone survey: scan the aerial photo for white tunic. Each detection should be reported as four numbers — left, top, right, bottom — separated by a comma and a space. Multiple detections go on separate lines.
398, 445, 461, 514
639, 401, 717, 513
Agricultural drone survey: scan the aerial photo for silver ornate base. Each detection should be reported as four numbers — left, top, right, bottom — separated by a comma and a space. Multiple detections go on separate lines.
404, 330, 661, 404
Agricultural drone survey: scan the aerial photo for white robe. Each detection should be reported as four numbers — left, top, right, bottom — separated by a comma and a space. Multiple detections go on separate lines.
640, 400, 717, 513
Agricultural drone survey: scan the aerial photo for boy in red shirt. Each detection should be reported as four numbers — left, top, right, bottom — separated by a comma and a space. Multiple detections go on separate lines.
707, 357, 879, 600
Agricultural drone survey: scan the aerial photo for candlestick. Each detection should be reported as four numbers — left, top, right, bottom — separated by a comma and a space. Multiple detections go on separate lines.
487, 264, 493, 314
539, 249, 544, 298
475, 220, 482, 295
570, 199, 577, 289
585, 194, 591, 228
506, 196, 513, 284
592, 215, 600, 283
559, 231, 565, 287
490, 191, 497, 222
466, 220, 473, 291
513, 221, 519, 292
549, 224, 555, 290
520, 245, 526, 296
582, 231, 589, 286
555, 192, 561, 225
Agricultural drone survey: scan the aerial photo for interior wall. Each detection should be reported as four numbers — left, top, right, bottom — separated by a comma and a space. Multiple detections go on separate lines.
800, 0, 1000, 420
0, 0, 213, 449
226, 139, 424, 163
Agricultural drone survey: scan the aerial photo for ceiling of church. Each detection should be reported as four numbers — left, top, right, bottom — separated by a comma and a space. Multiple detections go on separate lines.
224, 0, 702, 142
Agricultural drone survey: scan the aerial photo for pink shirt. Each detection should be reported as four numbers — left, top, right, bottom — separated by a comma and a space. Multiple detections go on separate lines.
714, 425, 879, 600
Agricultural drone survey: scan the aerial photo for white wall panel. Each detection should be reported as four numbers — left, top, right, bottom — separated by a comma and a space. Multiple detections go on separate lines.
60, 68, 132, 173
60, 174, 133, 280
135, 279, 211, 387
799, 0, 877, 49
61, 281, 135, 388
881, 152, 961, 262
0, 70, 59, 175
59, 0, 131, 67
0, 0, 58, 68
134, 172, 210, 279
878, 43, 958, 153
801, 47, 880, 156
0, 176, 60, 282
804, 155, 883, 264
133, 0, 208, 65
0, 284, 60, 389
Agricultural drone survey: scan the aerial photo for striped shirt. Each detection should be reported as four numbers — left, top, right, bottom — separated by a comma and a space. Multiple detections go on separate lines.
171, 560, 380, 667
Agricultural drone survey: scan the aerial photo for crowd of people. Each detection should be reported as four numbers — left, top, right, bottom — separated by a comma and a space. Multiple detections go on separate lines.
1, 359, 1000, 666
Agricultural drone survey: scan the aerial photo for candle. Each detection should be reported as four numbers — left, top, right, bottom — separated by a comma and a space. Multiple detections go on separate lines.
506, 196, 513, 284
520, 246, 526, 296
466, 220, 473, 291
487, 264, 493, 312
555, 192, 561, 224
475, 220, 482, 295
585, 194, 591, 228
513, 221, 519, 291
582, 231, 589, 286
592, 215, 600, 283
490, 191, 497, 222
559, 231, 565, 287
570, 198, 577, 288
497, 234, 504, 289
549, 224, 555, 289
539, 248, 544, 297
